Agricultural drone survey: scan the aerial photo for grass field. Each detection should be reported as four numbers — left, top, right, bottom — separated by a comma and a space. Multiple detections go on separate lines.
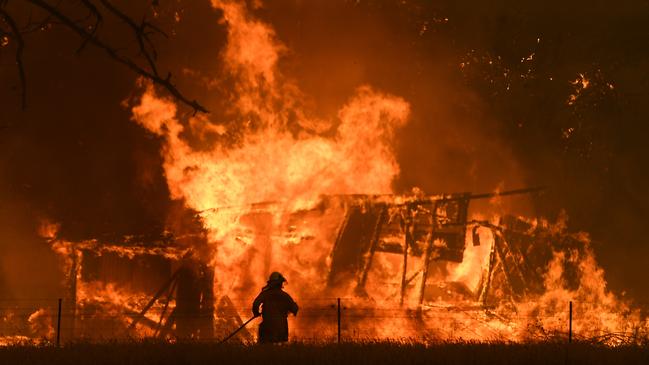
1, 341, 648, 365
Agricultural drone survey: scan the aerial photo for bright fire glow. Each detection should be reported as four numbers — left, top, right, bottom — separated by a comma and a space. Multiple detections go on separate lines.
30, 0, 647, 345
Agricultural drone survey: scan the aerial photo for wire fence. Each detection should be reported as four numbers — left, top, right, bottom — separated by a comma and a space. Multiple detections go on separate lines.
0, 297, 647, 346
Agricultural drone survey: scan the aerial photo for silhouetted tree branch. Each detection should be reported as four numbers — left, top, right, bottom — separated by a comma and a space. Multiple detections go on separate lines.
0, 6, 26, 109
76, 0, 102, 53
97, 0, 167, 79
0, 0, 208, 113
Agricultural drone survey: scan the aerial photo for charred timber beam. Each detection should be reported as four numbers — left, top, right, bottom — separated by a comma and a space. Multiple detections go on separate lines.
478, 230, 499, 306
356, 205, 387, 294
200, 186, 545, 212
492, 234, 520, 303
400, 207, 413, 306
385, 270, 421, 301
124, 309, 163, 331
418, 201, 439, 306
127, 266, 182, 331
154, 279, 177, 337
54, 238, 192, 260
326, 208, 353, 287
330, 186, 545, 207
157, 308, 177, 338
495, 236, 529, 298
198, 264, 215, 338
464, 186, 545, 201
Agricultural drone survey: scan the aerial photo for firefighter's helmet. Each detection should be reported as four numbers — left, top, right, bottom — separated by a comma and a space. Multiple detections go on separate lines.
268, 271, 286, 284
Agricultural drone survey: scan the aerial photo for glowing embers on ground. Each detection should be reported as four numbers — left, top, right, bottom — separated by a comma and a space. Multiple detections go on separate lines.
0, 305, 54, 346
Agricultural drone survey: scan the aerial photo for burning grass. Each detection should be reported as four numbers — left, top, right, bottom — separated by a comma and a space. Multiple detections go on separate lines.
1, 341, 648, 365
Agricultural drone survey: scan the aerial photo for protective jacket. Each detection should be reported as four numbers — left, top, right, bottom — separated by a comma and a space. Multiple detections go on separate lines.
252, 286, 298, 343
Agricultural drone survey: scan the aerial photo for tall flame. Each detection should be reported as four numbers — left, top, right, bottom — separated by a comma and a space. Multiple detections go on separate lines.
121, 0, 649, 344
132, 0, 409, 302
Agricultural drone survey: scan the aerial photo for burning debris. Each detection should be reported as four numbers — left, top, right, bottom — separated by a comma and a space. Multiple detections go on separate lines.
34, 187, 646, 344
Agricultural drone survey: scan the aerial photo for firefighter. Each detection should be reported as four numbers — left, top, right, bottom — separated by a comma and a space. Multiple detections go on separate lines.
252, 271, 299, 343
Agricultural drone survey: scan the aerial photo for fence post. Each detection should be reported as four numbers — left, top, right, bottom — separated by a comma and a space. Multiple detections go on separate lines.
337, 298, 341, 344
56, 298, 62, 347
568, 300, 573, 344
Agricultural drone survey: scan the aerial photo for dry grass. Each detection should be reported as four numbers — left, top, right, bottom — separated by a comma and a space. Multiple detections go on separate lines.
1, 340, 648, 365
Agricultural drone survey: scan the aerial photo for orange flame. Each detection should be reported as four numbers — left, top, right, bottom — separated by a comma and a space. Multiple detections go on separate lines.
132, 0, 410, 309
126, 0, 649, 344
38, 0, 642, 344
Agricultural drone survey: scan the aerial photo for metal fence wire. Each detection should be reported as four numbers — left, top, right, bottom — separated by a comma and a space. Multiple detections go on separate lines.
0, 298, 647, 345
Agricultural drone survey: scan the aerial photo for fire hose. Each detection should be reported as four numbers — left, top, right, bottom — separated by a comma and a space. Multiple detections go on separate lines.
219, 315, 259, 344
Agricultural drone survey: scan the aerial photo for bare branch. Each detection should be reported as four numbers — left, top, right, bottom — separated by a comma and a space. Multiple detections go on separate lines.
0, 7, 27, 110
98, 0, 159, 77
23, 0, 208, 113
20, 15, 52, 34
77, 0, 102, 53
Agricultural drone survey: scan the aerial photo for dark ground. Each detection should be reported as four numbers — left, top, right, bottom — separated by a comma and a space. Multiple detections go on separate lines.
1, 341, 648, 365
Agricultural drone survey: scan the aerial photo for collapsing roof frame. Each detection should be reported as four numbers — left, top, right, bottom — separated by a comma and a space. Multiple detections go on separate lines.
326, 187, 544, 306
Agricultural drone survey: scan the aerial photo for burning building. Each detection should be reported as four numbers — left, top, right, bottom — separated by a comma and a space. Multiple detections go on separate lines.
41, 185, 646, 344
1, 0, 648, 346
